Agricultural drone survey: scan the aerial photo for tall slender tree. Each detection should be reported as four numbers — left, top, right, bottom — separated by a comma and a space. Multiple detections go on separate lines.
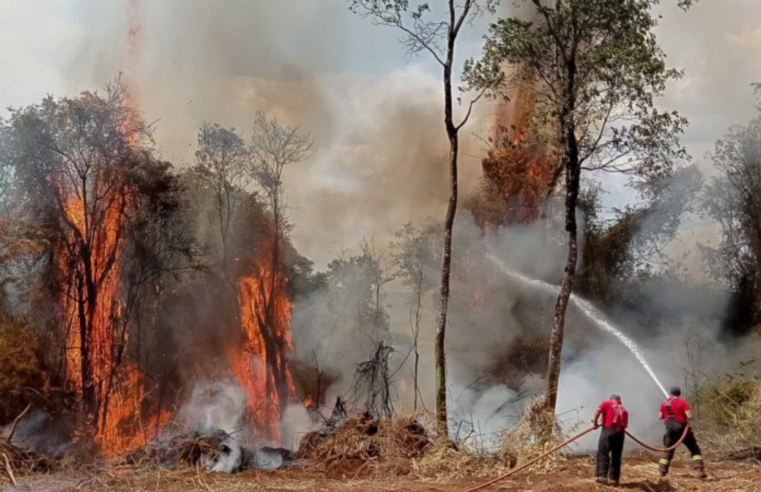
249, 111, 313, 415
465, 0, 693, 424
191, 123, 251, 281
349, 0, 500, 440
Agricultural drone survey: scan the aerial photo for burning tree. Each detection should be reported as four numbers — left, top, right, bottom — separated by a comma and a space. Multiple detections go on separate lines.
468, 87, 560, 229
1, 80, 190, 451
187, 113, 313, 444
232, 113, 312, 443
465, 0, 694, 425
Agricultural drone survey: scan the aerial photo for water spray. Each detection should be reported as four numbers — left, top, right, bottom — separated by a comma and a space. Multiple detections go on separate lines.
486, 254, 669, 398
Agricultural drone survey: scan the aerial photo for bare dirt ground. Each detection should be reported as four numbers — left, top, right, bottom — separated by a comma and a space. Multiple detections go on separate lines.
2, 457, 759, 492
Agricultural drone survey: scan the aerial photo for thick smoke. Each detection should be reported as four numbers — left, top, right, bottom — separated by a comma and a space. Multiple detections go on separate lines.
60, 0, 493, 268
290, 173, 746, 450
177, 379, 313, 451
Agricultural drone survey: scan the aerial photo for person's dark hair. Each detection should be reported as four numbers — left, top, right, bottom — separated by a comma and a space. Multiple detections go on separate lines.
610, 394, 621, 402
670, 386, 681, 397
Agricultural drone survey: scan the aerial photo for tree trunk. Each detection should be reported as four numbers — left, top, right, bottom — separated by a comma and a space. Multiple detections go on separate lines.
412, 278, 422, 412
543, 162, 580, 415
542, 17, 582, 425
79, 243, 101, 429
267, 191, 291, 419
434, 0, 471, 443
435, 34, 458, 443
543, 118, 581, 424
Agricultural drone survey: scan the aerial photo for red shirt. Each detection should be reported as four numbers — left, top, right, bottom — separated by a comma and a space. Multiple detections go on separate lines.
598, 400, 629, 430
660, 396, 690, 424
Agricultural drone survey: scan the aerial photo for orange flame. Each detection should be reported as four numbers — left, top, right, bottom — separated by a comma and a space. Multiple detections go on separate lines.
55, 0, 168, 456
61, 191, 125, 397
304, 395, 316, 409
58, 181, 149, 454
230, 238, 295, 445
95, 364, 170, 454
479, 86, 557, 226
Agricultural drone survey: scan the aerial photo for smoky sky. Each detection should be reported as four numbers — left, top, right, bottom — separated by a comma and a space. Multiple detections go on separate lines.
0, 0, 759, 267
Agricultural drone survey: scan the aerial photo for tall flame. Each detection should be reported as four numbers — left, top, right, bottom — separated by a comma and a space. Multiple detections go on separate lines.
230, 237, 295, 444
58, 178, 147, 454
61, 190, 125, 395
54, 0, 171, 457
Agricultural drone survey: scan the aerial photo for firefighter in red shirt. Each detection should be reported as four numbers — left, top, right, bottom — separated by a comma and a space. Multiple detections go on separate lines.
593, 394, 628, 486
658, 386, 706, 478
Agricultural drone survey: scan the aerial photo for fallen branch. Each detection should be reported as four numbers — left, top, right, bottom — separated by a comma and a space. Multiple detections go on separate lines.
2, 453, 17, 487
6, 404, 32, 444
723, 446, 761, 461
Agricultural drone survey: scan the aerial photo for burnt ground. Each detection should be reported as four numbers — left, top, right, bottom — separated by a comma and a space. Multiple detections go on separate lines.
1, 456, 759, 492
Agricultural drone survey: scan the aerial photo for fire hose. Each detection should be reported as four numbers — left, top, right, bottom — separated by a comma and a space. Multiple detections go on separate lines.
624, 424, 690, 453
460, 424, 691, 492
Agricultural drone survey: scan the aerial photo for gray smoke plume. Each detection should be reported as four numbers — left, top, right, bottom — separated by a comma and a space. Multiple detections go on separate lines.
178, 379, 247, 436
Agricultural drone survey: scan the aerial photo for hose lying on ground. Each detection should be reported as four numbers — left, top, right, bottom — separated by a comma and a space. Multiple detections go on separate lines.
460, 425, 597, 492
624, 424, 690, 453
461, 424, 691, 492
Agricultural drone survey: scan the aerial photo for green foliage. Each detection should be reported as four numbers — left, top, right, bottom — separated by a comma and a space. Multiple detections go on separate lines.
464, 0, 690, 186
390, 220, 440, 294
578, 167, 699, 308
702, 105, 761, 333
577, 189, 644, 307
349, 0, 499, 63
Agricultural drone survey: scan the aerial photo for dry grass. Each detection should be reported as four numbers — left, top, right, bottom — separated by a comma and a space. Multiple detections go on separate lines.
694, 371, 761, 457
0, 441, 54, 474
414, 397, 576, 480
412, 442, 516, 480
297, 413, 429, 477
3, 456, 759, 491
119, 430, 223, 469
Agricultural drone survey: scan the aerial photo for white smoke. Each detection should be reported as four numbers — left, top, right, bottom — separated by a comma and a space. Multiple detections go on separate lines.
279, 404, 316, 451
178, 379, 247, 436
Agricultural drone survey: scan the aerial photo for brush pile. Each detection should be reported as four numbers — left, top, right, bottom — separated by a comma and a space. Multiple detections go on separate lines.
122, 427, 227, 469
1, 406, 55, 478
298, 413, 429, 474
121, 425, 302, 473
0, 440, 54, 474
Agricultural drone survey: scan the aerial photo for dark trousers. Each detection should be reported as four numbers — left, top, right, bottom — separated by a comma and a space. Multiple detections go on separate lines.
659, 421, 704, 473
597, 427, 625, 481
